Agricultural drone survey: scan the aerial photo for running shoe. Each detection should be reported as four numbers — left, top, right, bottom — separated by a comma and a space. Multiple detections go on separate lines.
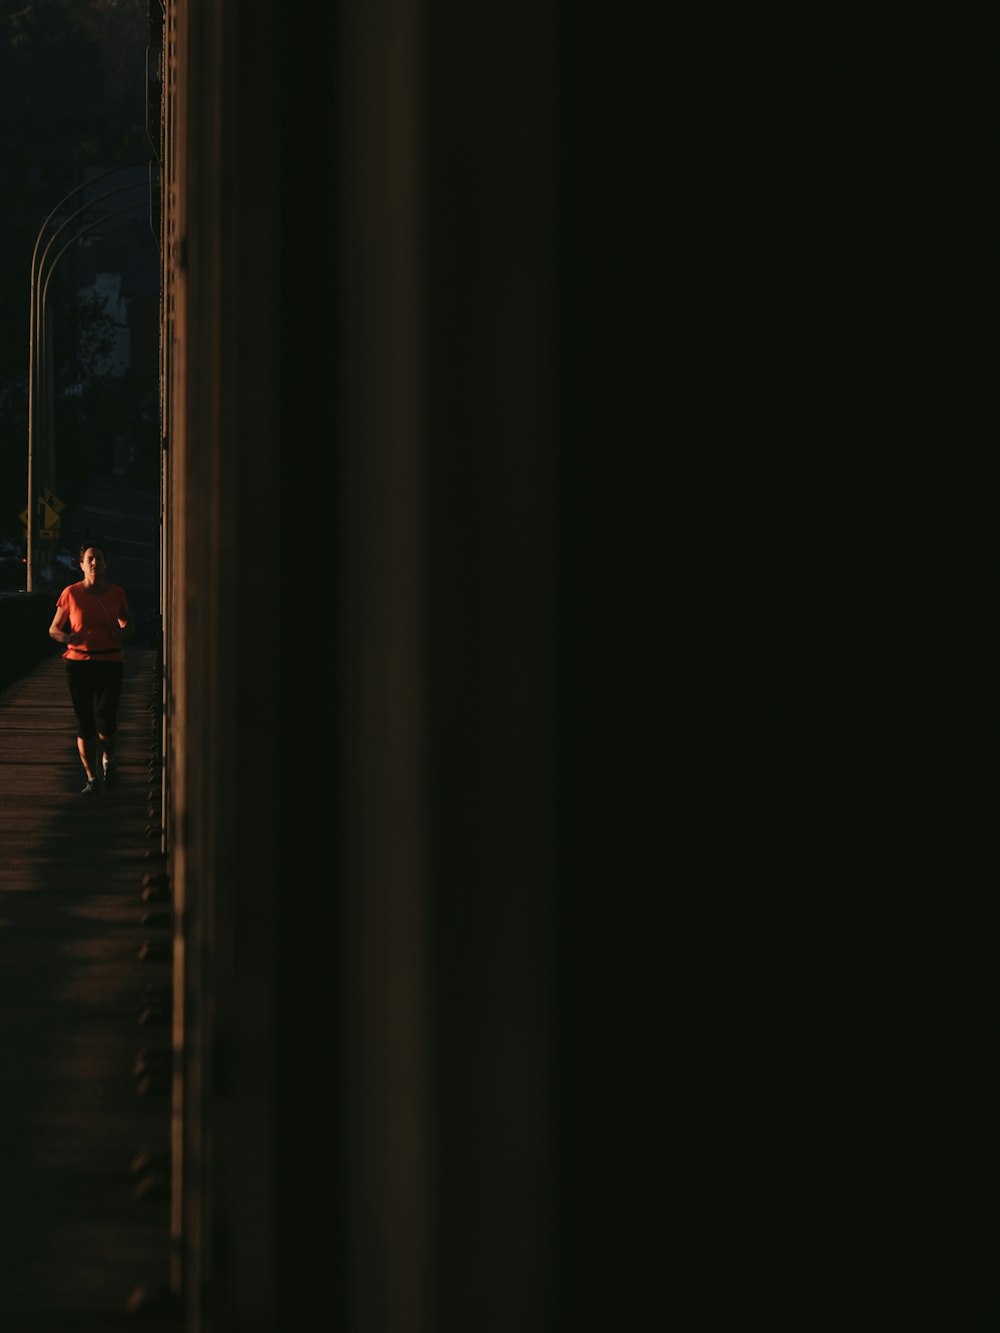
103, 762, 120, 792
81, 777, 101, 797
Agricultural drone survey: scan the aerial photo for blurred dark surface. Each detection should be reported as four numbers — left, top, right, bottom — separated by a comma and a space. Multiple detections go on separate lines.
677, 13, 989, 1306
0, 591, 60, 693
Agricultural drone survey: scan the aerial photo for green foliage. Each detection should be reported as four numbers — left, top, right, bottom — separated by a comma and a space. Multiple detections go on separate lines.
72, 290, 119, 381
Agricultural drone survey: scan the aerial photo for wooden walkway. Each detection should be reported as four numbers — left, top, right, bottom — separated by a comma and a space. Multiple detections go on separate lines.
0, 649, 178, 1330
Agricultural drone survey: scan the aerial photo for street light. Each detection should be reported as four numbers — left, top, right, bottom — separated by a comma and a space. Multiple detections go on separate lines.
36, 190, 147, 487
26, 163, 148, 590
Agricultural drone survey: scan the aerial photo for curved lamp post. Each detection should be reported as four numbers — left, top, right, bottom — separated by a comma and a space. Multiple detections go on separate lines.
26, 163, 148, 590
35, 188, 147, 488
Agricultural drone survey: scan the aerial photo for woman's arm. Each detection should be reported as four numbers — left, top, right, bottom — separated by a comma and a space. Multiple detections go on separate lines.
48, 607, 79, 646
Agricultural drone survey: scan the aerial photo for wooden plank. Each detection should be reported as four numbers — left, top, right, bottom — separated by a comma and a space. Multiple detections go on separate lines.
0, 651, 175, 1327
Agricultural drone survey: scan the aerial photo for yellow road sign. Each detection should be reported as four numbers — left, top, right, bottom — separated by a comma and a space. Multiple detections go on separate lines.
42, 487, 65, 514
20, 499, 62, 531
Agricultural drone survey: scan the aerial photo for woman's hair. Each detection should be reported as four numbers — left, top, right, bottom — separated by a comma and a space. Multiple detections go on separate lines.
77, 539, 108, 562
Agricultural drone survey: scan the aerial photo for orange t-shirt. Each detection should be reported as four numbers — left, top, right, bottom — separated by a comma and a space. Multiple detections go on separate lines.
56, 582, 130, 662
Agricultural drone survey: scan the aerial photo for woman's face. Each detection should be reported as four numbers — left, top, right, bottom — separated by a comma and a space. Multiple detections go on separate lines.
80, 547, 106, 580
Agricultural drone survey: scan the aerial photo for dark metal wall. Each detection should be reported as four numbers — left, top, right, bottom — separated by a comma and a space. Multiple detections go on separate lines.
161, 3, 629, 1329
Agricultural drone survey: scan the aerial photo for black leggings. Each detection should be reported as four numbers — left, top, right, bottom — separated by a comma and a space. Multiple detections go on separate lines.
66, 660, 124, 739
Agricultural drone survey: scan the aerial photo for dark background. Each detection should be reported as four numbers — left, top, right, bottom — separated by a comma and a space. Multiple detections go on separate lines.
680, 13, 989, 1308
1, 0, 155, 611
